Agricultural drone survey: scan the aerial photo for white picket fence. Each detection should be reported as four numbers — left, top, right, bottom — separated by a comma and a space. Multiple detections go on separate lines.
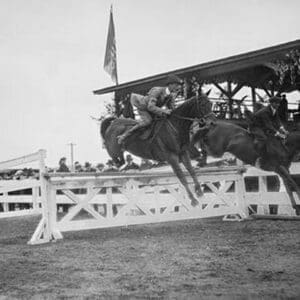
0, 150, 46, 218
0, 151, 299, 221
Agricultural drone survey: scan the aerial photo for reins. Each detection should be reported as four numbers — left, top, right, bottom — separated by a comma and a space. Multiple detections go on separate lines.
171, 112, 216, 123
149, 96, 215, 143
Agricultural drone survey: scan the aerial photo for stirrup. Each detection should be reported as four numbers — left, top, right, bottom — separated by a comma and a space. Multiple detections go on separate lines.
254, 157, 262, 168
117, 134, 127, 144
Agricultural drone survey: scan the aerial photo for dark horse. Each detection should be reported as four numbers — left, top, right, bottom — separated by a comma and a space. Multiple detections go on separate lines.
191, 120, 300, 215
101, 95, 213, 206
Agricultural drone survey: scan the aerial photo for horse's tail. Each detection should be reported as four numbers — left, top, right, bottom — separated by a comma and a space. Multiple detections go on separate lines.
100, 117, 116, 140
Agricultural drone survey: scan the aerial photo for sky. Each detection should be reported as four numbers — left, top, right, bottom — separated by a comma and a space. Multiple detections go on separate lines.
0, 0, 299, 168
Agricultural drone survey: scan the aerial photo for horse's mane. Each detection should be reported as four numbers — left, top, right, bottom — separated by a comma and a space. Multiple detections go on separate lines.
214, 120, 250, 135
172, 95, 210, 116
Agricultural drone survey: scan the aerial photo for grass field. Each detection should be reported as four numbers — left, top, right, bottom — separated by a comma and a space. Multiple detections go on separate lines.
0, 215, 299, 299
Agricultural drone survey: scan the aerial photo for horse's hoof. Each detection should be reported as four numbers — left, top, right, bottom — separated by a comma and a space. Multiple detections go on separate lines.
191, 199, 199, 207
195, 187, 204, 198
117, 137, 124, 145
196, 190, 204, 198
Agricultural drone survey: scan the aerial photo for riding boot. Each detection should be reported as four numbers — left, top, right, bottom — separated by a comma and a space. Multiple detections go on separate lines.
117, 124, 142, 144
253, 138, 267, 168
255, 142, 268, 168
254, 157, 262, 168
253, 139, 261, 152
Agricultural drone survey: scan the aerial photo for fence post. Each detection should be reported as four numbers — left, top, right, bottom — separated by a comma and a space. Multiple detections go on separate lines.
28, 171, 63, 244
236, 173, 249, 218
0, 149, 47, 219
3, 193, 9, 212
258, 176, 269, 214
32, 187, 39, 211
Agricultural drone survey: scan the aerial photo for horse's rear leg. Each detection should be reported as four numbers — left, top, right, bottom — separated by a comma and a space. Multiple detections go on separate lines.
167, 153, 199, 207
181, 151, 203, 197
113, 154, 125, 168
276, 165, 300, 216
106, 135, 125, 167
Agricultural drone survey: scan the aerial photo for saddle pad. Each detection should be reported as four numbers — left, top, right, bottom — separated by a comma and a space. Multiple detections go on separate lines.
138, 119, 170, 140
139, 126, 153, 140
135, 120, 164, 140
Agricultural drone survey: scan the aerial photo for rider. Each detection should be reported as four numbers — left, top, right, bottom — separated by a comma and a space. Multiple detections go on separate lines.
117, 75, 182, 144
250, 96, 289, 167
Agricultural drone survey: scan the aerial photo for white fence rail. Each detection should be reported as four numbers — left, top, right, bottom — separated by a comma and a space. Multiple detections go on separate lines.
1, 162, 299, 218
0, 150, 46, 218
0, 151, 299, 244
28, 166, 248, 244
243, 163, 300, 215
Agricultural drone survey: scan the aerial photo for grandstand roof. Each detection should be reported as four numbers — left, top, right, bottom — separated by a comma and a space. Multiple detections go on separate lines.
93, 39, 300, 97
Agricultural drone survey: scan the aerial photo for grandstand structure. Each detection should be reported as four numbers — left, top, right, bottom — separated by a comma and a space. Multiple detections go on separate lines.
93, 39, 300, 120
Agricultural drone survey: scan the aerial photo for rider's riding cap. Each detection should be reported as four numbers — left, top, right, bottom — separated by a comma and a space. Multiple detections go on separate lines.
269, 96, 281, 103
166, 75, 182, 85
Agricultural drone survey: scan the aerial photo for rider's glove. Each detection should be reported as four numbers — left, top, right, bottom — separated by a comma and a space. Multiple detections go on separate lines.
162, 109, 172, 115
280, 126, 289, 135
275, 131, 285, 139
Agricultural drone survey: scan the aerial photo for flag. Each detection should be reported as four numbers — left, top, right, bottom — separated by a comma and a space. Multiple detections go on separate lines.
104, 6, 118, 84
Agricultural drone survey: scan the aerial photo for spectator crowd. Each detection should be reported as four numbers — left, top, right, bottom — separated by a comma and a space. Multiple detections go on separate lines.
0, 168, 39, 181
58, 154, 165, 174
0, 154, 167, 181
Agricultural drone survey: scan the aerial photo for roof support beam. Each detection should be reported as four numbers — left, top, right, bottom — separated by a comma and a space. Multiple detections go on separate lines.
261, 85, 272, 97
251, 87, 257, 112
231, 82, 245, 96
212, 81, 231, 98
213, 81, 246, 118
227, 81, 233, 119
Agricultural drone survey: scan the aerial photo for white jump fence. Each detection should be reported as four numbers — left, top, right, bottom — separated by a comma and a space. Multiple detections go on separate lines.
28, 166, 248, 244
243, 163, 300, 216
1, 151, 299, 244
0, 150, 46, 218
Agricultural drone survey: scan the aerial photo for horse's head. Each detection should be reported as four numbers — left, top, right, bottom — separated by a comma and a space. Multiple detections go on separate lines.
172, 93, 213, 121
196, 93, 213, 119
286, 131, 300, 159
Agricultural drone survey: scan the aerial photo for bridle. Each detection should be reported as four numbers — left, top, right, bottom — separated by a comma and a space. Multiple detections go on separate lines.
151, 97, 214, 143
171, 95, 215, 124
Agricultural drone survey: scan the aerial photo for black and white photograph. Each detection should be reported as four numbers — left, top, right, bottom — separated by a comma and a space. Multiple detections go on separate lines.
0, 0, 299, 298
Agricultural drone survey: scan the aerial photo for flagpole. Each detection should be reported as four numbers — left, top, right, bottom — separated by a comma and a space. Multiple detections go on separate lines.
110, 5, 118, 85
109, 5, 118, 117
104, 4, 118, 85
103, 5, 119, 115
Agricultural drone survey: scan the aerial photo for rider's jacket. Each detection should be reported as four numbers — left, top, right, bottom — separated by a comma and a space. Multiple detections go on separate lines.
251, 105, 283, 135
130, 87, 175, 116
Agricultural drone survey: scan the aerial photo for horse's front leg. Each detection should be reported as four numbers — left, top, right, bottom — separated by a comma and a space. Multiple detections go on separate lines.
181, 150, 203, 198
167, 153, 199, 207
276, 165, 300, 216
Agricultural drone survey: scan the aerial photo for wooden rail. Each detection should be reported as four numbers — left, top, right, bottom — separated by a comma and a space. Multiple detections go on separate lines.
0, 150, 46, 218
28, 166, 248, 244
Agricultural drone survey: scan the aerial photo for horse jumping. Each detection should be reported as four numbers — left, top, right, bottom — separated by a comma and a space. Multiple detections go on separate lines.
101, 95, 213, 206
191, 120, 300, 215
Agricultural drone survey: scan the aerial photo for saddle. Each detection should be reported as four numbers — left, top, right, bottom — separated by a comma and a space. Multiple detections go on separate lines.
137, 122, 156, 140
253, 134, 288, 167
136, 118, 167, 140
125, 118, 176, 143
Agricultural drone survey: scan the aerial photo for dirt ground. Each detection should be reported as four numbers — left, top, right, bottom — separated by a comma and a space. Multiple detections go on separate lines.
0, 216, 299, 299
